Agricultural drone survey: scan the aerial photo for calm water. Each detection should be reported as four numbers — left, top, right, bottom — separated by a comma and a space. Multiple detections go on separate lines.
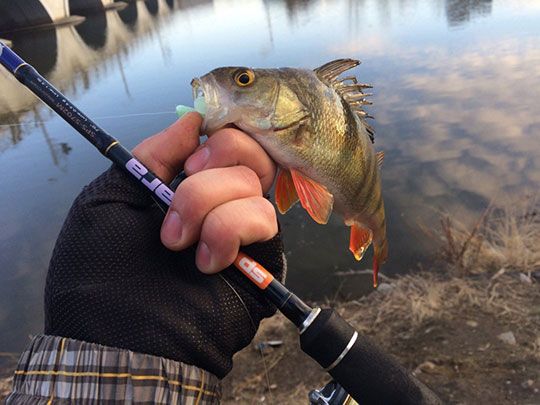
0, 0, 539, 353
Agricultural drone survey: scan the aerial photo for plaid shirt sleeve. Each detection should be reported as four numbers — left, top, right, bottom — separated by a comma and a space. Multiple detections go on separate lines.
6, 335, 221, 404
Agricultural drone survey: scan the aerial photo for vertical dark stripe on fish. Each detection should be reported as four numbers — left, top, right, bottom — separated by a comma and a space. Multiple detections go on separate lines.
357, 155, 376, 203
344, 116, 375, 206
336, 99, 360, 163
370, 191, 384, 215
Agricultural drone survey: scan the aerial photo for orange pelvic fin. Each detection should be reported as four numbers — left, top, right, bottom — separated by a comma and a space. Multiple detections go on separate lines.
290, 169, 334, 224
376, 151, 384, 167
349, 224, 373, 261
275, 168, 299, 214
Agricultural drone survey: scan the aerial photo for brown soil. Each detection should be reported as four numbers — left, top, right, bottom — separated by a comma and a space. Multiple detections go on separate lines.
222, 272, 539, 404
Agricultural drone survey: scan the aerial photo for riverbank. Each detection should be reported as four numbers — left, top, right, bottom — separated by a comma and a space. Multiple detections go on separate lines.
222, 270, 539, 404
222, 197, 540, 404
1, 198, 538, 403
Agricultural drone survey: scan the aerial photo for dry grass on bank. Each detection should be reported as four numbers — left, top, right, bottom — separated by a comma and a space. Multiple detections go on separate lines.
346, 194, 540, 349
224, 196, 540, 404
439, 194, 540, 276
330, 193, 539, 357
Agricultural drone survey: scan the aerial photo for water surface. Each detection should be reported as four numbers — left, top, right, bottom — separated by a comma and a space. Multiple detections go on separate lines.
1, 0, 539, 353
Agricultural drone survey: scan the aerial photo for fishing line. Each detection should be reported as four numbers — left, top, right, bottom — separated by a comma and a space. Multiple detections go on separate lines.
0, 111, 176, 128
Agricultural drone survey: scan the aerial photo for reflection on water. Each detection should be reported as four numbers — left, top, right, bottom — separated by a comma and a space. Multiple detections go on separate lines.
75, 12, 107, 49
9, 29, 57, 76
118, 1, 139, 28
446, 0, 492, 26
0, 0, 539, 352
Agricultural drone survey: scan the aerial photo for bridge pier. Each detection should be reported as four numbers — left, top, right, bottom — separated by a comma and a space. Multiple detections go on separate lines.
0, 0, 127, 34
104, 2, 128, 11
69, 0, 127, 15
0, 0, 84, 34
41, 0, 70, 21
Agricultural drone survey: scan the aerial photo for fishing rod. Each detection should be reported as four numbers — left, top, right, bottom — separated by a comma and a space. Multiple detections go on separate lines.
0, 41, 437, 405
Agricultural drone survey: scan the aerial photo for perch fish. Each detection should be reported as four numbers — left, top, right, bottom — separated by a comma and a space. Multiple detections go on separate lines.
191, 59, 388, 287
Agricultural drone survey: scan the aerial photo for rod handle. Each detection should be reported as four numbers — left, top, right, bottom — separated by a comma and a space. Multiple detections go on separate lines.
300, 309, 442, 405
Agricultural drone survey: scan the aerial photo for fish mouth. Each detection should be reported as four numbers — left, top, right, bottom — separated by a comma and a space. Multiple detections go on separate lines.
191, 75, 238, 134
190, 78, 205, 102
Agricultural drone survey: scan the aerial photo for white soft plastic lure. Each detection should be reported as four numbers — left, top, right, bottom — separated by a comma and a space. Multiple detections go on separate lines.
176, 95, 206, 118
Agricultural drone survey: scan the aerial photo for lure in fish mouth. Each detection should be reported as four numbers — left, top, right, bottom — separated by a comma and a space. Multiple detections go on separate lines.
191, 59, 388, 288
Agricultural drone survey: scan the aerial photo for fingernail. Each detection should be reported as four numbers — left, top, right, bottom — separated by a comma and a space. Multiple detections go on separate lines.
197, 242, 212, 273
162, 210, 183, 245
185, 146, 210, 173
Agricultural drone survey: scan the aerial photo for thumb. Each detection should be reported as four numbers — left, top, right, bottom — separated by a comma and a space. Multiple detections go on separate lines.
132, 112, 202, 183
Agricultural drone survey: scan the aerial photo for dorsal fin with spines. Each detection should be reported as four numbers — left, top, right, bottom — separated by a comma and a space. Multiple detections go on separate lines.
314, 58, 375, 143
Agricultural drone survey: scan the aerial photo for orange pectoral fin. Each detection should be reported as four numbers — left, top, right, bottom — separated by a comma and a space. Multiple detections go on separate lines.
290, 169, 334, 224
275, 168, 299, 214
349, 224, 373, 261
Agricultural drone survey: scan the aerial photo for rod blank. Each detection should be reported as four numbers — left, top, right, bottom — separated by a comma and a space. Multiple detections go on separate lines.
0, 41, 312, 328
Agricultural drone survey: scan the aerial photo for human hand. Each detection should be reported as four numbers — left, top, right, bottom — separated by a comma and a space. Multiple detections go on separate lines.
45, 113, 286, 378
133, 114, 278, 274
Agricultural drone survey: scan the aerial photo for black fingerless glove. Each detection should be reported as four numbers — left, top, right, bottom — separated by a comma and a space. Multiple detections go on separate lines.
44, 166, 285, 378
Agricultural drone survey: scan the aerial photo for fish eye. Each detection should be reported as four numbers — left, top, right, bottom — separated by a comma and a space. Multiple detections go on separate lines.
234, 69, 255, 87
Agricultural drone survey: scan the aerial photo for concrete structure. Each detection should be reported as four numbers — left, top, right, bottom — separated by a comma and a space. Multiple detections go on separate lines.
0, 0, 126, 33
0, 1, 69, 33
69, 0, 127, 15
0, 0, 174, 124
40, 0, 71, 21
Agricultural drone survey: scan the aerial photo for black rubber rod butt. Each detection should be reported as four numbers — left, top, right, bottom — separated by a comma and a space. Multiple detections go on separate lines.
300, 309, 442, 405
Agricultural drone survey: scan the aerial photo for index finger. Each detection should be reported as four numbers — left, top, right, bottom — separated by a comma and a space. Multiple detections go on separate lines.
183, 127, 277, 193
132, 112, 202, 183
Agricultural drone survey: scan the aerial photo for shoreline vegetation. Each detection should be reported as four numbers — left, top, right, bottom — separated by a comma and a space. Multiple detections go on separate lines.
1, 196, 539, 403
223, 196, 539, 404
